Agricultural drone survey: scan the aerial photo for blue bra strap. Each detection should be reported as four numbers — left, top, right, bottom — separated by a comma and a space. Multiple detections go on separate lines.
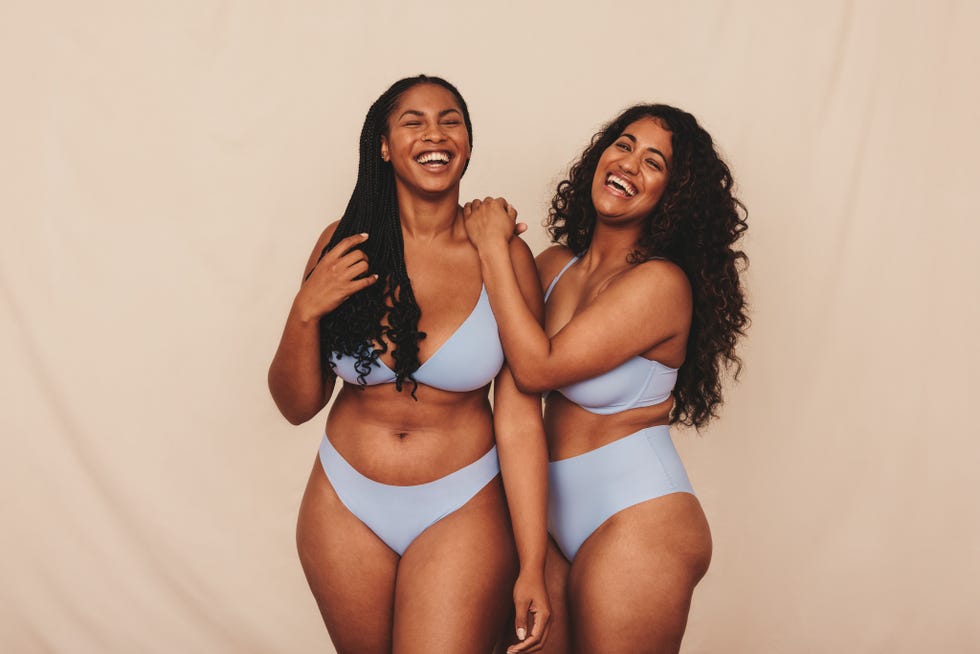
544, 256, 580, 302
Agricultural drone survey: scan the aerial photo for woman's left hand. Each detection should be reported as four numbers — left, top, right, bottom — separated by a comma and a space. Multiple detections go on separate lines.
462, 197, 527, 250
507, 569, 552, 653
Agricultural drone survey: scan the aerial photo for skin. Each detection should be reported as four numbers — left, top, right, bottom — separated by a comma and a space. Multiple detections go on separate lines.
268, 83, 551, 653
463, 117, 713, 654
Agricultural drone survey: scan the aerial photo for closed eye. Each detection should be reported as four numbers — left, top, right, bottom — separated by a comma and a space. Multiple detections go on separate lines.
646, 159, 663, 171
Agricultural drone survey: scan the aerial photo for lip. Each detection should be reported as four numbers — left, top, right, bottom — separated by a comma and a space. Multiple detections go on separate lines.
414, 149, 454, 169
602, 171, 638, 198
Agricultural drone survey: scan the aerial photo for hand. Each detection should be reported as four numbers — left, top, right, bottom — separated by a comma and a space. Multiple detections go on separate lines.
462, 197, 527, 250
294, 232, 378, 321
506, 570, 552, 653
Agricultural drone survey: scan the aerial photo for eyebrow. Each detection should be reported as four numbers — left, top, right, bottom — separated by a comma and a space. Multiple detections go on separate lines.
621, 133, 669, 169
397, 108, 463, 120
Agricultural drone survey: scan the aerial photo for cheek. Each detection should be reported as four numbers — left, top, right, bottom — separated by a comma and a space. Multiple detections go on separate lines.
641, 178, 668, 210
455, 132, 472, 157
652, 173, 669, 197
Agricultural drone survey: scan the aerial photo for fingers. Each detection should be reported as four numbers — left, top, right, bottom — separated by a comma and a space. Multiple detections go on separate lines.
463, 197, 521, 224
345, 258, 370, 278
310, 233, 376, 293
337, 248, 369, 270
525, 604, 550, 650
464, 197, 530, 248
506, 601, 551, 653
350, 272, 379, 293
515, 605, 528, 645
485, 196, 512, 215
329, 232, 370, 258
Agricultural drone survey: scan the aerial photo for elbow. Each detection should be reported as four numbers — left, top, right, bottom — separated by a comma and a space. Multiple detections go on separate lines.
510, 368, 552, 395
270, 396, 319, 425
281, 406, 315, 426
268, 374, 324, 426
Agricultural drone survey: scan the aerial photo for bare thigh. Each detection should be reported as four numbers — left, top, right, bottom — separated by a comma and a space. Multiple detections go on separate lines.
567, 493, 712, 654
540, 538, 572, 654
296, 458, 399, 654
392, 476, 518, 654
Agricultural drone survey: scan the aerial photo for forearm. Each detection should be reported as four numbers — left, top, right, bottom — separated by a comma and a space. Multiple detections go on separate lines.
477, 239, 554, 391
496, 422, 549, 572
267, 299, 334, 424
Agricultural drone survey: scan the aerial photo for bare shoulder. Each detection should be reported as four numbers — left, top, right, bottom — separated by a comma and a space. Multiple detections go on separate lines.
311, 220, 341, 254
612, 258, 692, 307
303, 220, 341, 279
535, 244, 576, 292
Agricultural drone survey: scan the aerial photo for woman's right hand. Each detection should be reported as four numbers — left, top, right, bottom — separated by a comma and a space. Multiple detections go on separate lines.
293, 232, 378, 321
462, 197, 526, 251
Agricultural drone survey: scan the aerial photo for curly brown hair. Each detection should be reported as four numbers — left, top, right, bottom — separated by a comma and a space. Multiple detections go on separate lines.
548, 104, 749, 429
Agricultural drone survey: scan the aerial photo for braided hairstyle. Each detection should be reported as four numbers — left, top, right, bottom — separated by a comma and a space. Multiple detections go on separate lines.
313, 75, 473, 393
548, 104, 749, 429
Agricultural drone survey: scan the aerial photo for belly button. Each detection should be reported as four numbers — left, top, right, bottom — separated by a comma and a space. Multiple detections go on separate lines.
395, 432, 408, 440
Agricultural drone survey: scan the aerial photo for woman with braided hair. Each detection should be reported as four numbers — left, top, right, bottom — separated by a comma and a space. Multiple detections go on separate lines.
268, 76, 551, 653
463, 104, 748, 653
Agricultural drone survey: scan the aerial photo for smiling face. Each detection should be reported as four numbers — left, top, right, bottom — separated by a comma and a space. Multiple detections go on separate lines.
380, 83, 471, 197
591, 116, 673, 224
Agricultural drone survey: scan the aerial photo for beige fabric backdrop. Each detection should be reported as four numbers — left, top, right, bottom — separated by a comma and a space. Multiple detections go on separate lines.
3, 1, 978, 652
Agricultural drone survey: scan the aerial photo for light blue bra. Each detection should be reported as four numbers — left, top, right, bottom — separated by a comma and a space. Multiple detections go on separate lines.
329, 286, 504, 393
545, 256, 678, 415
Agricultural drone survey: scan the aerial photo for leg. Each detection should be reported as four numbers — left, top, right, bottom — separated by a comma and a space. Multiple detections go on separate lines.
392, 477, 519, 654
567, 493, 712, 654
540, 538, 573, 654
296, 457, 400, 654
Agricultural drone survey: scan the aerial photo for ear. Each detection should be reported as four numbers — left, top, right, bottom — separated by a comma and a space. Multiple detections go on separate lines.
380, 135, 390, 162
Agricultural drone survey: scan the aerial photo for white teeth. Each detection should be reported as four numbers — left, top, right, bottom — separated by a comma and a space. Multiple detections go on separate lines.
416, 151, 451, 164
607, 173, 637, 197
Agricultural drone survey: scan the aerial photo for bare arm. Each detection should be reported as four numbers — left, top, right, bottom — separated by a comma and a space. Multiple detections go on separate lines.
463, 198, 691, 393
267, 225, 377, 424
492, 237, 551, 652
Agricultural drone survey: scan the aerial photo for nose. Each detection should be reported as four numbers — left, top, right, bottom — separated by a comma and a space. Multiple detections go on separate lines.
619, 154, 639, 174
422, 123, 446, 143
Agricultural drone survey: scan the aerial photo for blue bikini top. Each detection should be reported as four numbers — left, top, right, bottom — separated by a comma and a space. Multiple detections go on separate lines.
329, 286, 504, 393
544, 256, 678, 415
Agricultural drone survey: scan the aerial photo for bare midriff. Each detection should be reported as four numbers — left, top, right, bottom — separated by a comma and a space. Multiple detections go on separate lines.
325, 379, 495, 486
544, 392, 674, 462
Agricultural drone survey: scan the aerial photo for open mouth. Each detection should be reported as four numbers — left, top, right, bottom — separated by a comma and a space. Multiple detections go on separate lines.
415, 151, 453, 168
605, 173, 637, 197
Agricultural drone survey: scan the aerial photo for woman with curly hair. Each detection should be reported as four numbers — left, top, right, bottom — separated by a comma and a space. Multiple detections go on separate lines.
463, 104, 748, 653
268, 75, 551, 654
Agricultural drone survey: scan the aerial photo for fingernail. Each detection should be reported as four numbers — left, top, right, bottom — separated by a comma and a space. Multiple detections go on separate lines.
517, 627, 526, 640
360, 232, 369, 237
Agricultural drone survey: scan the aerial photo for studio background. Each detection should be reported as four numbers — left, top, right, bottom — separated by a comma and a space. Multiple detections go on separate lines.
3, 1, 978, 652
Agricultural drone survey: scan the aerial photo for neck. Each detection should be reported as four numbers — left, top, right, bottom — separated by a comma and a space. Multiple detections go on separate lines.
582, 221, 643, 268
395, 182, 462, 241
